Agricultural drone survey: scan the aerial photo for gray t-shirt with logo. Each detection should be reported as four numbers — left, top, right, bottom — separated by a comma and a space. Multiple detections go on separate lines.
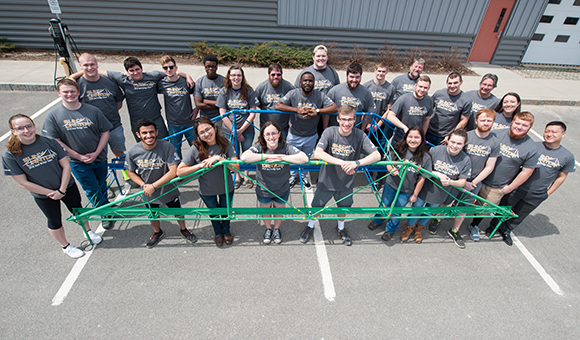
389, 92, 433, 142
194, 74, 225, 119
255, 79, 294, 128
391, 73, 417, 102
42, 103, 113, 164
280, 88, 335, 137
107, 70, 165, 122
216, 87, 259, 136
464, 90, 499, 131
316, 127, 377, 191
492, 112, 513, 131
294, 65, 340, 94
464, 130, 500, 180
157, 76, 194, 127
181, 142, 236, 196
2, 136, 74, 198
363, 79, 394, 116
483, 129, 539, 188
77, 76, 124, 129
419, 145, 471, 205
248, 142, 301, 197
428, 89, 472, 137
125, 140, 180, 204
385, 149, 433, 194
326, 83, 376, 126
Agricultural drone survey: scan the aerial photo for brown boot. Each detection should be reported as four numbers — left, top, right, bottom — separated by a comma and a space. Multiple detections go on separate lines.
400, 223, 414, 242
414, 223, 425, 243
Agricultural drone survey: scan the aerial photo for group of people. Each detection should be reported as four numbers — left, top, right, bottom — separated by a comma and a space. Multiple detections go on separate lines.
2, 45, 575, 258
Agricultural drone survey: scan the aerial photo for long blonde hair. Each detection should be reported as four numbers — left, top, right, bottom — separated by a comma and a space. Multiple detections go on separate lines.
7, 114, 37, 156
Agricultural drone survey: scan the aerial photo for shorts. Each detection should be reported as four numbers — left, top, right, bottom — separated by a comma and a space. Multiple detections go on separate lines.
108, 125, 126, 152
257, 191, 290, 205
310, 188, 354, 208
147, 196, 181, 209
477, 184, 505, 206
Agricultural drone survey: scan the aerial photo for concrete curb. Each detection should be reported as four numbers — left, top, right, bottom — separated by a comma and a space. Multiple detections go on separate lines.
0, 83, 55, 91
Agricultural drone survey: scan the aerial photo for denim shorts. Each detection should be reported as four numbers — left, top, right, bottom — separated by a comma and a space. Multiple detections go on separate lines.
257, 191, 290, 205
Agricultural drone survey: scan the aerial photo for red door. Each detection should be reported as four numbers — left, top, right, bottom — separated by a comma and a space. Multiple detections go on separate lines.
468, 0, 516, 62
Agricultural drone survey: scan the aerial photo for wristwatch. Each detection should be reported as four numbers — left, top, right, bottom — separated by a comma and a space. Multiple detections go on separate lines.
355, 160, 360, 167
316, 108, 320, 114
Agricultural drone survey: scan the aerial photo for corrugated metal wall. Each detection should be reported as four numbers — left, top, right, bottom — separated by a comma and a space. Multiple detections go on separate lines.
0, 0, 513, 62
491, 0, 548, 65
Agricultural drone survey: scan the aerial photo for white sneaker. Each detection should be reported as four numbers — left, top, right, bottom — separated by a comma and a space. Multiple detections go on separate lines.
62, 244, 84, 259
88, 230, 102, 245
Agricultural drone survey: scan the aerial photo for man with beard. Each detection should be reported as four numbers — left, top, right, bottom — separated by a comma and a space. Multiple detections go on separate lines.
275, 72, 338, 189
194, 54, 225, 129
255, 63, 295, 137
490, 121, 575, 244
440, 108, 499, 248
390, 58, 425, 102
464, 73, 500, 131
469, 111, 539, 245
125, 118, 197, 248
326, 62, 376, 129
426, 72, 472, 146
380, 75, 433, 144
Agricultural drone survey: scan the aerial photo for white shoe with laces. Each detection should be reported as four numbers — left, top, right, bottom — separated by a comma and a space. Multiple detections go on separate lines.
62, 244, 84, 259
88, 230, 102, 245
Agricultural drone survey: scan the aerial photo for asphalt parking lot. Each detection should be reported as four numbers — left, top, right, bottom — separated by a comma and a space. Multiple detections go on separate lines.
1, 91, 579, 339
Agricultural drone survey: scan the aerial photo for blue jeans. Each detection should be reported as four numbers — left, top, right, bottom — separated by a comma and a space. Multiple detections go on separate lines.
200, 191, 234, 236
168, 125, 196, 159
372, 184, 412, 233
425, 132, 445, 147
406, 197, 439, 226
287, 132, 317, 179
70, 161, 109, 207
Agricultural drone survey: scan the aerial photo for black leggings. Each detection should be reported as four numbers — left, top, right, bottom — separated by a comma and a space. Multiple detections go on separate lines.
33, 182, 83, 230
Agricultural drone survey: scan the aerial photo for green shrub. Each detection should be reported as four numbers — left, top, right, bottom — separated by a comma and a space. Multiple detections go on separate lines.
188, 41, 312, 68
0, 38, 16, 52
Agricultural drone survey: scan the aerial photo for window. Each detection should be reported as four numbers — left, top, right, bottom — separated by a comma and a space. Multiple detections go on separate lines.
555, 35, 570, 42
532, 33, 545, 41
548, 0, 561, 4
574, 0, 580, 5
564, 17, 579, 25
540, 15, 553, 23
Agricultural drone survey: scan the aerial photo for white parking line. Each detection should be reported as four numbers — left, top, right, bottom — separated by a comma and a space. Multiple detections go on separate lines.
0, 97, 61, 142
305, 187, 336, 302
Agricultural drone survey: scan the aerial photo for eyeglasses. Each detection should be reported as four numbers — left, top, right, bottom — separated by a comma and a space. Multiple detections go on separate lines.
162, 65, 175, 70
13, 124, 34, 132
198, 127, 214, 136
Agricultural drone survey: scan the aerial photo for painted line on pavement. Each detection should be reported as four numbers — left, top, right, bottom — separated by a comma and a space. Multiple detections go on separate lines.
305, 187, 336, 302
512, 234, 564, 295
0, 97, 61, 142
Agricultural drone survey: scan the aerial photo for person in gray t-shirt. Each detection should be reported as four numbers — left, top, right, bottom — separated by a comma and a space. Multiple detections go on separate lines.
427, 72, 471, 146
390, 58, 425, 102
492, 92, 521, 131
157, 56, 196, 159
241, 121, 308, 244
300, 105, 380, 246
255, 63, 295, 132
177, 117, 240, 247
383, 75, 433, 144
294, 45, 340, 95
125, 118, 197, 248
325, 62, 376, 129
464, 73, 499, 131
194, 54, 225, 121
492, 121, 575, 238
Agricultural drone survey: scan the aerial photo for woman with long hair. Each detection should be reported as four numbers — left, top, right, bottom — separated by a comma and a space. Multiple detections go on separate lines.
493, 92, 521, 131
2, 114, 102, 258
216, 65, 258, 189
241, 121, 308, 244
368, 127, 432, 242
177, 117, 240, 247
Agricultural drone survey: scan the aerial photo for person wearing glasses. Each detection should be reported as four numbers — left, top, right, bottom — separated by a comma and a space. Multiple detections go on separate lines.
241, 121, 308, 244
177, 117, 240, 247
255, 63, 294, 139
157, 55, 196, 159
302, 105, 381, 246
3, 114, 102, 259
194, 54, 225, 130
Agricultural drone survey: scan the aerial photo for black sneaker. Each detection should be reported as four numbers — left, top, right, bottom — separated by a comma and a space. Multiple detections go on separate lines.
447, 228, 465, 249
272, 229, 282, 244
428, 219, 441, 234
101, 216, 114, 230
289, 177, 297, 189
368, 220, 383, 230
263, 228, 273, 244
381, 231, 392, 241
485, 226, 494, 238
300, 226, 313, 243
501, 230, 513, 246
302, 177, 312, 189
180, 229, 198, 243
146, 230, 164, 248
337, 226, 352, 246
